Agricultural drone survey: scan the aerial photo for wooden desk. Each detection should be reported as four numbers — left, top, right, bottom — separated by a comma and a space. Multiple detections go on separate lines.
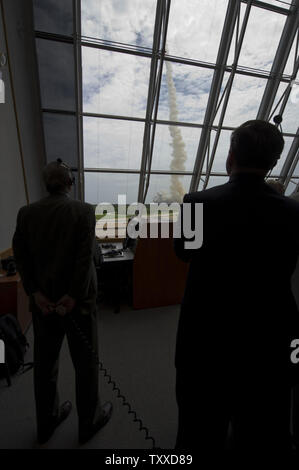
132, 222, 189, 309
0, 270, 31, 333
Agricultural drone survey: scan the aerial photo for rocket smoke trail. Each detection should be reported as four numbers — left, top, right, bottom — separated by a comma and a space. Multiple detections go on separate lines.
153, 53, 188, 203
165, 57, 187, 202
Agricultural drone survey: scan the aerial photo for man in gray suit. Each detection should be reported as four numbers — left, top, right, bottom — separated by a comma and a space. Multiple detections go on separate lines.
13, 159, 112, 445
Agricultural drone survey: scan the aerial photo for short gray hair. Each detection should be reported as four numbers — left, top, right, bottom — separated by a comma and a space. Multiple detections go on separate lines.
43, 160, 72, 194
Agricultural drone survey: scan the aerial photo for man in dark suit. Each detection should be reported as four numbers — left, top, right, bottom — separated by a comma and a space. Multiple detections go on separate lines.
13, 159, 112, 445
174, 120, 299, 453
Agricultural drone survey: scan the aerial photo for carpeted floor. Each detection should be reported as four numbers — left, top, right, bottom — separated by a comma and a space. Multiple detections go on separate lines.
0, 303, 180, 449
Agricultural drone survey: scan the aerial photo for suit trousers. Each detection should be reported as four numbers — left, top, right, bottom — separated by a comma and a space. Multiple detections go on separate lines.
32, 305, 100, 439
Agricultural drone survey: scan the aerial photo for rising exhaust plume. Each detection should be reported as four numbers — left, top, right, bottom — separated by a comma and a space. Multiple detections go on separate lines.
154, 52, 187, 203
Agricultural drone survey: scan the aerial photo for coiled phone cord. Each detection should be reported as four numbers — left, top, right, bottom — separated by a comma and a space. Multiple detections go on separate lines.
67, 314, 157, 449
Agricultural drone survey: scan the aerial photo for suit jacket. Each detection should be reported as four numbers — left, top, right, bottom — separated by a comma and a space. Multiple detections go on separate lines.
174, 173, 299, 377
13, 192, 97, 314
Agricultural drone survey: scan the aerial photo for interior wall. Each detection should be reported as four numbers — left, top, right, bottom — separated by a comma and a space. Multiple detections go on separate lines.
0, 0, 46, 252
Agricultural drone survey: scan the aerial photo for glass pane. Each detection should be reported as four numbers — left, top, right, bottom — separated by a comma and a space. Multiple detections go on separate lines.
271, 136, 294, 174
238, 7, 286, 72
158, 61, 213, 124
210, 129, 231, 173
292, 157, 299, 177
151, 124, 201, 172
285, 182, 296, 196
227, 3, 246, 66
33, 0, 73, 35
166, 0, 229, 63
69, 170, 79, 200
221, 73, 267, 127
36, 39, 76, 111
84, 172, 139, 204
82, 47, 150, 118
210, 130, 295, 176
81, 0, 156, 49
43, 113, 78, 167
281, 78, 299, 135
259, 0, 291, 8
145, 174, 192, 203
197, 175, 228, 190
83, 117, 144, 169
284, 38, 298, 76
206, 175, 229, 189
271, 81, 288, 118
267, 80, 298, 135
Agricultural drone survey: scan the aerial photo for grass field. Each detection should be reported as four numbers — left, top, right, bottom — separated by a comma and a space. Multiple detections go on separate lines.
93, 204, 179, 221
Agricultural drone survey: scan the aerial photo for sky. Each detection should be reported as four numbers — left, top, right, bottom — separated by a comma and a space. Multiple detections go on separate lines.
34, 0, 298, 203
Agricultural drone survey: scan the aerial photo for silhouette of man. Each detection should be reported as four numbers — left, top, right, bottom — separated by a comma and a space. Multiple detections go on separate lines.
13, 159, 112, 445
174, 120, 299, 453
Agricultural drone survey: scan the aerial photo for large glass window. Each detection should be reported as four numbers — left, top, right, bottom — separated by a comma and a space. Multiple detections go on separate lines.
32, 0, 299, 206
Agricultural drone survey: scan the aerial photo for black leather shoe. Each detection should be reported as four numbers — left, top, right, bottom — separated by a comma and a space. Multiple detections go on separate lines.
37, 401, 72, 445
79, 401, 113, 445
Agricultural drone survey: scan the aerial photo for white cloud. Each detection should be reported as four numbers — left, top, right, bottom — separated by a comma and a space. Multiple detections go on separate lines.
166, 0, 229, 64
83, 117, 145, 169
220, 73, 268, 127
82, 47, 150, 117
81, 0, 156, 48
237, 6, 286, 71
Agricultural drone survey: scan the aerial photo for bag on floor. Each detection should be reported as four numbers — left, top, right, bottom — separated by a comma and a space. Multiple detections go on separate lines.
0, 314, 28, 376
